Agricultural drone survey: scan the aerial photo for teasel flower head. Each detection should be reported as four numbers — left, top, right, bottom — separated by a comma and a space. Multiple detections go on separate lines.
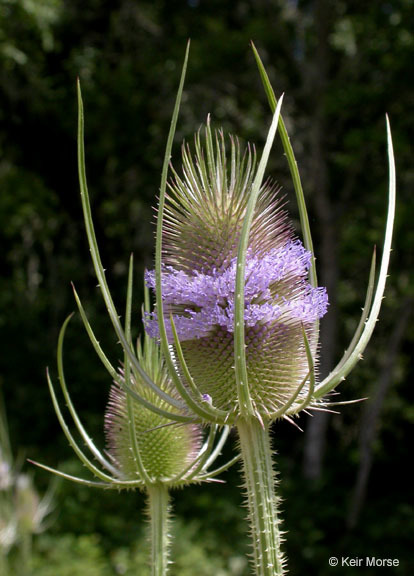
141, 43, 395, 568
104, 349, 201, 484
145, 119, 328, 419
104, 331, 203, 485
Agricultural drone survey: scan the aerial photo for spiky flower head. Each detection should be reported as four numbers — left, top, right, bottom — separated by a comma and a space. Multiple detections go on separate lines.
105, 338, 202, 485
145, 119, 328, 419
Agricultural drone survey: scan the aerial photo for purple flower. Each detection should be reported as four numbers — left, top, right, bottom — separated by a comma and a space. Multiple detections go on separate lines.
145, 241, 328, 340
145, 122, 328, 415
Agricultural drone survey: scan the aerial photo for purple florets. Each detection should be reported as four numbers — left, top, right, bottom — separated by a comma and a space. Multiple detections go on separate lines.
144, 240, 328, 341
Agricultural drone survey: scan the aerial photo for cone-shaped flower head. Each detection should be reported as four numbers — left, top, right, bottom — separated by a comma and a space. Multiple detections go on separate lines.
105, 338, 202, 484
145, 120, 328, 419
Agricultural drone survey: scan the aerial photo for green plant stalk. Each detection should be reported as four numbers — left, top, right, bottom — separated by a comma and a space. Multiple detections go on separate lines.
147, 484, 171, 576
237, 418, 284, 576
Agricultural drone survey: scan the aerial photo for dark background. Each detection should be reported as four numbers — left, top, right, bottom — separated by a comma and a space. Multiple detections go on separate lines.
0, 1, 413, 574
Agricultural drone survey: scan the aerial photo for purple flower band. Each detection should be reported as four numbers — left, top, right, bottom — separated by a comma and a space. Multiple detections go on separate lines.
145, 240, 328, 341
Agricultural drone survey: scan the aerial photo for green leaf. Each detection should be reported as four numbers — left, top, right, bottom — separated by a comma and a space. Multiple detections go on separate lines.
153, 42, 230, 424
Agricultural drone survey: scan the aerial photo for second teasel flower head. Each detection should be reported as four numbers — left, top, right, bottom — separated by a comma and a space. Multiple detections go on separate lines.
145, 119, 328, 420
105, 339, 202, 484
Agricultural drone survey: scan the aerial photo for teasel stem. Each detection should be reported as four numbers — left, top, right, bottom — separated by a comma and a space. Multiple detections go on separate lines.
147, 484, 171, 576
237, 418, 285, 576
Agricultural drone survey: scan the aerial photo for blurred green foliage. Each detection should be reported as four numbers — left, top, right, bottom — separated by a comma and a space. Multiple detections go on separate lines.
0, 1, 413, 574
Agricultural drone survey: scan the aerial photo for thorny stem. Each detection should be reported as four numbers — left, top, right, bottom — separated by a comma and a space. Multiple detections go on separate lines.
147, 484, 171, 576
237, 418, 285, 576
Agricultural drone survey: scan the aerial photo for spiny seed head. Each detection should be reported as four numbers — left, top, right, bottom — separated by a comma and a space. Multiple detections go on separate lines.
145, 120, 328, 419
104, 344, 202, 483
